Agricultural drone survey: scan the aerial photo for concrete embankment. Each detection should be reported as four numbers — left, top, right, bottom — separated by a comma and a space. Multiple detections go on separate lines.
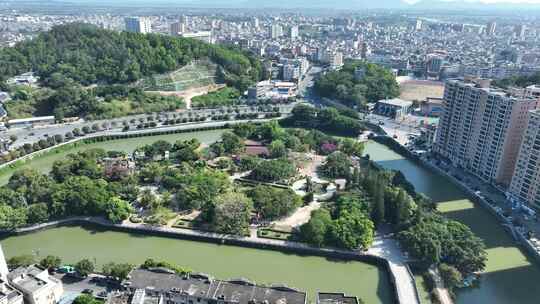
6, 216, 415, 304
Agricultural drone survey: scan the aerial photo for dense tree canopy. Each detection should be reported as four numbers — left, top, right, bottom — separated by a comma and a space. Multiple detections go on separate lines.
0, 23, 262, 119
320, 151, 352, 178
494, 71, 540, 88
398, 213, 487, 275
284, 104, 365, 136
0, 23, 261, 90
300, 195, 374, 250
248, 185, 302, 220
249, 159, 296, 183
314, 60, 399, 107
213, 192, 253, 235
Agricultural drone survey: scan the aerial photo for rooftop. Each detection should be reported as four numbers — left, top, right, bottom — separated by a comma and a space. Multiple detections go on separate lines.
126, 269, 306, 304
377, 98, 413, 107
317, 293, 358, 304
8, 116, 55, 124
7, 265, 49, 294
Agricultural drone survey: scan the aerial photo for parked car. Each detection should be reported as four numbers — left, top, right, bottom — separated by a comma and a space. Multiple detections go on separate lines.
82, 289, 94, 295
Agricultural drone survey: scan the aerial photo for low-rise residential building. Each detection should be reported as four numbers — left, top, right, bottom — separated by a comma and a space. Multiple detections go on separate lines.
376, 98, 413, 119
104, 157, 136, 179
122, 269, 307, 304
7, 265, 63, 304
0, 279, 23, 304
420, 97, 444, 117
247, 81, 297, 101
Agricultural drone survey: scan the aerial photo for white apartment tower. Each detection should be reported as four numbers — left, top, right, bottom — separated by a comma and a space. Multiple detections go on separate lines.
289, 26, 299, 40
124, 17, 152, 34
170, 22, 186, 35
415, 19, 423, 31
270, 24, 283, 39
486, 21, 497, 36
509, 110, 540, 207
434, 77, 539, 186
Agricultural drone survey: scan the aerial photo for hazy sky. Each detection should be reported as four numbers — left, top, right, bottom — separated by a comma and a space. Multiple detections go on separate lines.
43, 0, 540, 9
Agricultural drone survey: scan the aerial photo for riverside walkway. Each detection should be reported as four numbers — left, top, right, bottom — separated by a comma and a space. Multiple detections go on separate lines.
11, 216, 420, 304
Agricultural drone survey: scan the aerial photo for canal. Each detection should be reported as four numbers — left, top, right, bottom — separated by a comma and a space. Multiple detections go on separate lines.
0, 130, 394, 304
365, 141, 540, 304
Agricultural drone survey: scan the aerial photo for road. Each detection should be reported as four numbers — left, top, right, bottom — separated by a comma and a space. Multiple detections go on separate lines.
4, 104, 295, 149
297, 65, 323, 104
2, 66, 323, 149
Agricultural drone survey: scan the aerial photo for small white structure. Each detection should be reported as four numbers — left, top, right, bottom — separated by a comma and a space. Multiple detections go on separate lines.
7, 116, 55, 129
376, 98, 413, 119
6, 73, 39, 86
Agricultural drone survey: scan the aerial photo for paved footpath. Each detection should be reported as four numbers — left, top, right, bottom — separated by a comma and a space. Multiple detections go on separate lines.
367, 237, 421, 304
13, 217, 420, 304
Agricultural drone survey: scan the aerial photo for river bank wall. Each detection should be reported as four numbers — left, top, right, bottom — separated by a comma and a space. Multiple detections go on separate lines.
2, 216, 400, 304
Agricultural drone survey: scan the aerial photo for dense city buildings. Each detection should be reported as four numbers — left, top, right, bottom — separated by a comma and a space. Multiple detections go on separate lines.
0, 10, 540, 82
433, 77, 539, 186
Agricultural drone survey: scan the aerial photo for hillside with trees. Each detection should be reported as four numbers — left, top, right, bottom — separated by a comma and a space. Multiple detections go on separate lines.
0, 23, 262, 119
0, 23, 262, 90
314, 60, 400, 108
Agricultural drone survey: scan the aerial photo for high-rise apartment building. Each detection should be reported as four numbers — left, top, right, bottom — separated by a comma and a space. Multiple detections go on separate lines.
415, 19, 423, 31
124, 17, 151, 34
434, 77, 539, 186
289, 25, 299, 40
170, 21, 186, 35
270, 24, 283, 39
509, 109, 540, 207
486, 21, 497, 36
515, 24, 527, 39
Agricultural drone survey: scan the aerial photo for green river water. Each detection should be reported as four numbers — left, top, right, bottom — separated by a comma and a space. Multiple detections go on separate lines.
365, 142, 540, 304
1, 130, 539, 304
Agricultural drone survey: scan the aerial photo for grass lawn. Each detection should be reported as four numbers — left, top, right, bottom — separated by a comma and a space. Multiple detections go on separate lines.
257, 228, 293, 241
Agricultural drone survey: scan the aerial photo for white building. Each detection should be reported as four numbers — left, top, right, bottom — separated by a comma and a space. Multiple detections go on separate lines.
7, 116, 55, 129
415, 19, 423, 31
6, 72, 39, 86
289, 26, 299, 40
7, 266, 63, 304
124, 17, 152, 34
330, 52, 343, 69
376, 98, 413, 119
0, 279, 23, 304
179, 31, 213, 44
0, 245, 61, 304
270, 24, 283, 39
